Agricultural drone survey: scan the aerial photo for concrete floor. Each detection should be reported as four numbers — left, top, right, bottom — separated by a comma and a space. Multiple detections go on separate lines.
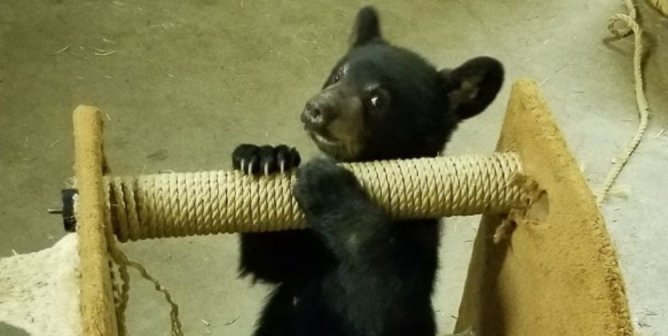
1, 0, 666, 335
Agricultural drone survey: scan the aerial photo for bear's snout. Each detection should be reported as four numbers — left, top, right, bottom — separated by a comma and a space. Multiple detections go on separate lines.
302, 94, 338, 130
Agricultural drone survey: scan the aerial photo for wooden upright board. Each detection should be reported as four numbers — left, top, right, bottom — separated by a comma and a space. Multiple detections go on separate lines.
73, 106, 118, 336
455, 79, 633, 336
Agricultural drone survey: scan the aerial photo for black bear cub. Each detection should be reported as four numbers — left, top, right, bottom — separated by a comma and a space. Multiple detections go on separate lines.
232, 6, 503, 336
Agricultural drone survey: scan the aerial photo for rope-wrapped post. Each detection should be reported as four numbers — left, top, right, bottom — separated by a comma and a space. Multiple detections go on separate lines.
107, 153, 525, 242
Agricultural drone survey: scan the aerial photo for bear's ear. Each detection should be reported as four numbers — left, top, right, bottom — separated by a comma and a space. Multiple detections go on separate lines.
349, 6, 383, 47
439, 57, 504, 120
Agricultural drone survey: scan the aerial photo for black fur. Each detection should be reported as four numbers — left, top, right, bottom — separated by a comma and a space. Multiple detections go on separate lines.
233, 6, 503, 336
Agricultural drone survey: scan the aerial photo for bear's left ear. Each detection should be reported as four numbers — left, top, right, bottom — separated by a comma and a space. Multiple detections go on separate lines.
439, 57, 504, 120
349, 6, 383, 47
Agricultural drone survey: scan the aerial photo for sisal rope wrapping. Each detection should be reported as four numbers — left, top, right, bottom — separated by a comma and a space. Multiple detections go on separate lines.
108, 153, 524, 242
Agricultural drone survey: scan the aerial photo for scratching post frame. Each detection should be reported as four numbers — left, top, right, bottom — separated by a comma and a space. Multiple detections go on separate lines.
70, 79, 632, 336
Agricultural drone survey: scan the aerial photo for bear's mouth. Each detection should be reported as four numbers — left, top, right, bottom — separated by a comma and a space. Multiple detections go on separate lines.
307, 128, 363, 161
309, 130, 339, 147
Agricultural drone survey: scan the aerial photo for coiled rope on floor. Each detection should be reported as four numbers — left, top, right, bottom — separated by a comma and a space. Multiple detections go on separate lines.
599, 0, 652, 204
649, 0, 668, 15
107, 153, 524, 242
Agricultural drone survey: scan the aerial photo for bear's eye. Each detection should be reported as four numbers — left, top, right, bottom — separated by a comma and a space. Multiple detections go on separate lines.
370, 95, 380, 107
367, 87, 388, 110
332, 65, 347, 84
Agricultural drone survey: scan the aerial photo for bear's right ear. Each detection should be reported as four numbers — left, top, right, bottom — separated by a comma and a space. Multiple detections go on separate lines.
439, 57, 504, 120
349, 6, 383, 47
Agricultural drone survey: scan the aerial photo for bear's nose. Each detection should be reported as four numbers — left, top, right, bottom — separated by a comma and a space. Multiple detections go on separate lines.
301, 98, 336, 128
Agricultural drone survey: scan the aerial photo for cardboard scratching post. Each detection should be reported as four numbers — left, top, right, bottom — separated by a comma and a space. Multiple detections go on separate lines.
454, 80, 633, 335
70, 79, 632, 336
73, 106, 119, 336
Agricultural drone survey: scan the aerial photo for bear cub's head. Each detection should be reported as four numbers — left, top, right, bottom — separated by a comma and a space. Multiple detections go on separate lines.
300, 6, 504, 162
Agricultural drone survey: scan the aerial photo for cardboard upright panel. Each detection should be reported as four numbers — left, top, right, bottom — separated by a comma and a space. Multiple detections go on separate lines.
73, 106, 118, 336
454, 79, 632, 336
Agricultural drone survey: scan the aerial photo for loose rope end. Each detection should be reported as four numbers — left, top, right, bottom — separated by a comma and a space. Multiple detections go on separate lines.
599, 0, 650, 205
